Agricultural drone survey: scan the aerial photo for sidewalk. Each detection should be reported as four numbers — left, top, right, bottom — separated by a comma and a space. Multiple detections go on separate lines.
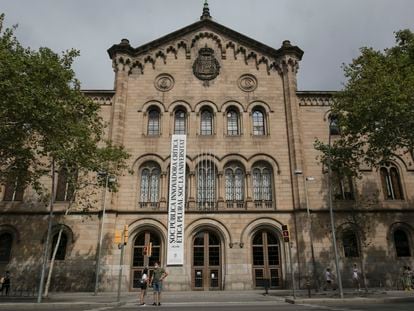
0, 289, 413, 308
284, 289, 414, 305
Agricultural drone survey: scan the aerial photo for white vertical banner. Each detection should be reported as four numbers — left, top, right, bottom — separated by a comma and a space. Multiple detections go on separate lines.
167, 134, 186, 265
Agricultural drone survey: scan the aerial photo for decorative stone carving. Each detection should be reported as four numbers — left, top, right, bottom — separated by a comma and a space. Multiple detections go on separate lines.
154, 74, 174, 92
193, 45, 220, 81
238, 74, 258, 92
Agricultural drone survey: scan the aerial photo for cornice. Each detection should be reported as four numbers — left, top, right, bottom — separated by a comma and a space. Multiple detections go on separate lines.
82, 89, 115, 106
297, 91, 337, 107
107, 19, 303, 61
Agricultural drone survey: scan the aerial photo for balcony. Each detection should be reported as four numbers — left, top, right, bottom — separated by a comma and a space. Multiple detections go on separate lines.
138, 200, 275, 212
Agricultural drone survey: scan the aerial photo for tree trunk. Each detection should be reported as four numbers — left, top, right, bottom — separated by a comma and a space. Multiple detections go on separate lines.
44, 227, 63, 297
360, 250, 368, 292
43, 191, 76, 297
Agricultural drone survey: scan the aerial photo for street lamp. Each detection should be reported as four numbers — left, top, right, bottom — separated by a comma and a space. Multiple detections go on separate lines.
94, 171, 116, 295
327, 115, 344, 298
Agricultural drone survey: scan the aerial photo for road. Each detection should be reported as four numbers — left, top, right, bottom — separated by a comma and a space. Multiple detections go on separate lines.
1, 301, 414, 311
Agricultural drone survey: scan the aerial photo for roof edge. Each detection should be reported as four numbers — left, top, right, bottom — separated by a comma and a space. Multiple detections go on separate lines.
107, 19, 303, 61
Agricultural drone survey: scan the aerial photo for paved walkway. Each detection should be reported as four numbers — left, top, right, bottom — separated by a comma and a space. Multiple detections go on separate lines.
0, 289, 413, 308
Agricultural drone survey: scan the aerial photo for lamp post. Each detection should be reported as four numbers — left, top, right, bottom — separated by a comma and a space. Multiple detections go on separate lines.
303, 176, 319, 292
94, 171, 116, 295
327, 117, 344, 298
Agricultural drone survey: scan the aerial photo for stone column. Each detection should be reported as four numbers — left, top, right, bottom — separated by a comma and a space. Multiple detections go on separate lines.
245, 171, 253, 209
160, 171, 168, 210
277, 39, 305, 287
217, 171, 225, 209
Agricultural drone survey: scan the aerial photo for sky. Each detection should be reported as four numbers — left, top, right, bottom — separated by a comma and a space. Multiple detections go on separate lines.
2, 0, 414, 91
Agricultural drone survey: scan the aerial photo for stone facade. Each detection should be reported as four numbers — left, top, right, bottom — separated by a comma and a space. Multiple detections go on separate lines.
0, 8, 413, 292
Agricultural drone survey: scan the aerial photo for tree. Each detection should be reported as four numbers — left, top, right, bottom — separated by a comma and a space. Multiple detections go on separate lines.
0, 14, 130, 297
315, 29, 414, 291
315, 29, 414, 173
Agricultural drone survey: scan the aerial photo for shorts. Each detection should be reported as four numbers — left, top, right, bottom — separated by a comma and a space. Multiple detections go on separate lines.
140, 282, 147, 290
153, 282, 162, 292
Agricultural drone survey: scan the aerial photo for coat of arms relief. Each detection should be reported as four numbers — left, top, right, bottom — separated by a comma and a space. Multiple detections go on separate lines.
192, 45, 220, 84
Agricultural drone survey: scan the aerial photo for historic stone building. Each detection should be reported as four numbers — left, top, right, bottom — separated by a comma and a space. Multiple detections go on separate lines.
1, 3, 413, 292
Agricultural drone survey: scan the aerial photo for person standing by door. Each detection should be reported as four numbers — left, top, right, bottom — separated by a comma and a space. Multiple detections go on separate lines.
150, 262, 168, 306
1, 271, 10, 296
139, 267, 149, 305
352, 264, 361, 291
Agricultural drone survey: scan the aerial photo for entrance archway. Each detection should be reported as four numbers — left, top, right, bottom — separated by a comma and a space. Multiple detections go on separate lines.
131, 230, 162, 290
252, 230, 281, 288
192, 230, 222, 290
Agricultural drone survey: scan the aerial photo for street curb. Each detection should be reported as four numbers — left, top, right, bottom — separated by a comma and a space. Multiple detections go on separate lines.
285, 296, 414, 305
0, 301, 125, 309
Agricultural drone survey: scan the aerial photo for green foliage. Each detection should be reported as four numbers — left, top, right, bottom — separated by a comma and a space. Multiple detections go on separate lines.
315, 29, 414, 175
0, 14, 129, 199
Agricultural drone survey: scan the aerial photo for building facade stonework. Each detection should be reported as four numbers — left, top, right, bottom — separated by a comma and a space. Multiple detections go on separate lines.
0, 7, 413, 292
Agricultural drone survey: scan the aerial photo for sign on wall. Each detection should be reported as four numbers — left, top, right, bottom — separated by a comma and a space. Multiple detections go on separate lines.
167, 134, 187, 265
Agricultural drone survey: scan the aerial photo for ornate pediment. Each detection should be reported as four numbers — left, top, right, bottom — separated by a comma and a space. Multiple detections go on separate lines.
108, 18, 303, 75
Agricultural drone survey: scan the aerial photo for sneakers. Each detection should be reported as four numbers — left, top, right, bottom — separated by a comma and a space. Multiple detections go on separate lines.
152, 302, 157, 306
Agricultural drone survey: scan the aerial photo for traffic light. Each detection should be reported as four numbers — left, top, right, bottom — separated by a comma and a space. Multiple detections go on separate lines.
123, 225, 129, 244
282, 225, 290, 242
142, 243, 153, 257
148, 242, 152, 257
114, 230, 122, 244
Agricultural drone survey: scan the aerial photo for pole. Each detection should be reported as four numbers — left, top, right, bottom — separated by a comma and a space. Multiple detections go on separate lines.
37, 159, 55, 303
94, 173, 109, 295
327, 123, 344, 298
117, 231, 125, 303
304, 178, 319, 291
287, 241, 296, 299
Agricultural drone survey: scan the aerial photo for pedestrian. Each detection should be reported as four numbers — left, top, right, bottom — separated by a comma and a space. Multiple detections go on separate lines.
402, 266, 411, 291
352, 264, 361, 291
0, 271, 10, 296
324, 268, 333, 291
139, 267, 149, 305
150, 261, 168, 306
407, 266, 413, 291
410, 266, 414, 290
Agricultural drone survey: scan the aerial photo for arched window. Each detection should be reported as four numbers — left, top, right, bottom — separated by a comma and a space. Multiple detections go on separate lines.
55, 168, 76, 202
342, 230, 359, 257
380, 163, 404, 200
200, 109, 213, 135
224, 163, 245, 207
174, 109, 186, 134
252, 163, 273, 208
3, 178, 24, 202
0, 233, 13, 262
51, 232, 68, 260
252, 108, 265, 136
226, 109, 240, 136
147, 108, 160, 135
196, 158, 217, 211
394, 229, 411, 257
333, 174, 354, 200
139, 163, 161, 207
